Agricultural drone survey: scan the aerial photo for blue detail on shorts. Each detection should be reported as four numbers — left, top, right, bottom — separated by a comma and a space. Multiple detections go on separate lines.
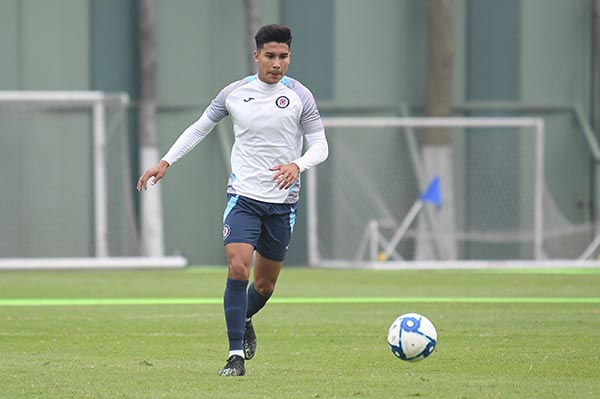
281, 76, 291, 87
223, 195, 240, 223
289, 207, 296, 233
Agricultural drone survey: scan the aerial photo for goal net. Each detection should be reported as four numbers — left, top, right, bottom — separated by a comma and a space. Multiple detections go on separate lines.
0, 91, 186, 269
306, 117, 598, 268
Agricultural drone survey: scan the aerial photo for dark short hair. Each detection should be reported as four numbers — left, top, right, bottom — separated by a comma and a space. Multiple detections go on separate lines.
255, 24, 292, 50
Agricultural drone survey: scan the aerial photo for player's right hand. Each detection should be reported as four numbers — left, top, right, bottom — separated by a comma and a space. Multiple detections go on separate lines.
137, 160, 170, 191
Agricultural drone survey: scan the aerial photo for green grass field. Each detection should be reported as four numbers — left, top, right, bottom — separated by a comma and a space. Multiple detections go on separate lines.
1, 266, 599, 398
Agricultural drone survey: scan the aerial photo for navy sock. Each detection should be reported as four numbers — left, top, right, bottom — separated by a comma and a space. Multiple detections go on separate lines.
246, 282, 272, 319
223, 278, 248, 351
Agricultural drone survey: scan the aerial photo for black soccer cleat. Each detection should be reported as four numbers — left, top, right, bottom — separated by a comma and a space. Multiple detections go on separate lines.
218, 355, 245, 376
243, 319, 257, 360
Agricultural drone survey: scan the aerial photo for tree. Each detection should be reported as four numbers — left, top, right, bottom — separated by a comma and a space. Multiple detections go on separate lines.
416, 0, 456, 260
425, 0, 453, 143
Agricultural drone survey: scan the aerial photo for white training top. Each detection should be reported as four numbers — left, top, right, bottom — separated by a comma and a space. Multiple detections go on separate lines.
162, 75, 328, 204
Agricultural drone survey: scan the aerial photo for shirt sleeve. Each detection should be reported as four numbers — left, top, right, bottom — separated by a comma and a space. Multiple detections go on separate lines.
298, 86, 324, 135
292, 128, 329, 172
161, 111, 217, 165
290, 79, 328, 172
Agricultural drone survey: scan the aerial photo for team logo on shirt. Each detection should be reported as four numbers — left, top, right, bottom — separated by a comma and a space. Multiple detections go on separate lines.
275, 96, 290, 109
223, 224, 230, 239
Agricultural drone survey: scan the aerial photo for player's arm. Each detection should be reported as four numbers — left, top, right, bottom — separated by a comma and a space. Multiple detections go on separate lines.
271, 130, 328, 190
161, 111, 217, 165
289, 81, 329, 173
292, 129, 328, 172
136, 111, 217, 191
136, 79, 241, 191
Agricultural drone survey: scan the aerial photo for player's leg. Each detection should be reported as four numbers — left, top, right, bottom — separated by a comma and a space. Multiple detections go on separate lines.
224, 242, 254, 354
251, 200, 297, 303
244, 254, 283, 359
219, 195, 262, 376
244, 201, 297, 359
219, 242, 253, 376
248, 253, 282, 313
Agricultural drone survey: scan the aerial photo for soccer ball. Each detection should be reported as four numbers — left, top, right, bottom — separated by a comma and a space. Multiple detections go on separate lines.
387, 313, 437, 361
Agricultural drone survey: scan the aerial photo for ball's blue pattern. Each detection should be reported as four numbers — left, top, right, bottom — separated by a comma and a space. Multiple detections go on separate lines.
389, 315, 437, 361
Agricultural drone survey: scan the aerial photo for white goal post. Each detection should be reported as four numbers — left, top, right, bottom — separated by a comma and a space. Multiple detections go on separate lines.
0, 91, 186, 269
306, 116, 599, 269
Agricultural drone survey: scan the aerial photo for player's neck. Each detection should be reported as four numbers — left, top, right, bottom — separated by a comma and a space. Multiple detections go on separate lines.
255, 75, 283, 89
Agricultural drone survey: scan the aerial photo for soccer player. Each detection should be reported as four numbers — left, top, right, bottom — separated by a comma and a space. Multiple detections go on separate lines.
137, 24, 328, 376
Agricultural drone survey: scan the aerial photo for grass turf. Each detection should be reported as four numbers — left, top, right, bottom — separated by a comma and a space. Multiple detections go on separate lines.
0, 267, 599, 398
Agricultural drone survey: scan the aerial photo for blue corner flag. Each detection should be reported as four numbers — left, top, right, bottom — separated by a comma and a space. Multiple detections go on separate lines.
419, 176, 441, 208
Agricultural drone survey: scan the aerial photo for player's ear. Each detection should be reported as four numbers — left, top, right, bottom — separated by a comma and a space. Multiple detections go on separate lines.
253, 50, 259, 63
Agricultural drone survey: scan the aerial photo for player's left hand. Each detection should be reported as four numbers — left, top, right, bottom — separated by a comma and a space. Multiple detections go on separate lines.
270, 163, 300, 190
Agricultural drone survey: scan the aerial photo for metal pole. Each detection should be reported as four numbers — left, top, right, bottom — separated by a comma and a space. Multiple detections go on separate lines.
306, 168, 320, 266
383, 200, 423, 260
533, 120, 545, 259
93, 100, 109, 257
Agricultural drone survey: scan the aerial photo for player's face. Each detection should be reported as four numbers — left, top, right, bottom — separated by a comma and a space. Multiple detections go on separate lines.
254, 42, 290, 84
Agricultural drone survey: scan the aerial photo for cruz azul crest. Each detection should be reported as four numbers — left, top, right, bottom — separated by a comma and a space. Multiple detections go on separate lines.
275, 96, 290, 109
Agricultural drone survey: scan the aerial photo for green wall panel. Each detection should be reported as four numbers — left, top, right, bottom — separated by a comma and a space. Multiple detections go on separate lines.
333, 0, 426, 107
90, 0, 137, 94
521, 0, 593, 223
156, 0, 247, 105
0, 0, 20, 89
0, 111, 92, 257
282, 0, 334, 99
466, 0, 521, 259
20, 0, 89, 89
0, 0, 92, 257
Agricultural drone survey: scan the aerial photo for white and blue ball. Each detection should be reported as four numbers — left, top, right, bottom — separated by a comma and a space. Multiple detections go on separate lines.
387, 313, 437, 362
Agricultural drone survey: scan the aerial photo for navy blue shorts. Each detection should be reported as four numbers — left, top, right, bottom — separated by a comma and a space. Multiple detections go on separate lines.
222, 194, 298, 262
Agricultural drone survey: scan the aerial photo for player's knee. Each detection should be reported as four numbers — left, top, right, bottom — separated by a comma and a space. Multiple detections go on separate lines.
227, 257, 250, 280
253, 279, 275, 297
